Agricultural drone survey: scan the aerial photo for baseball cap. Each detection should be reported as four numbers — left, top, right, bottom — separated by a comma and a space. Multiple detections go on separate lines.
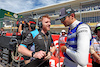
61, 30, 66, 33
26, 18, 36, 24
96, 23, 100, 30
94, 23, 100, 33
56, 8, 75, 20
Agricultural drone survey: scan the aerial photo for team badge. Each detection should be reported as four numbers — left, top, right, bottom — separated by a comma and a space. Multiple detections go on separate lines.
38, 35, 42, 39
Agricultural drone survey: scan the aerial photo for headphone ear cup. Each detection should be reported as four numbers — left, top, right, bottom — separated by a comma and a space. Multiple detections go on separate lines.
38, 21, 42, 28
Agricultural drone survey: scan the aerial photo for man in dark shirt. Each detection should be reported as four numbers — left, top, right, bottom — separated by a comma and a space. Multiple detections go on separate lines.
18, 14, 55, 67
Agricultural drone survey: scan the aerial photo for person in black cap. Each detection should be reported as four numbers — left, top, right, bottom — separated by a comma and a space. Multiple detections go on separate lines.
18, 17, 36, 64
18, 17, 36, 35
90, 23, 100, 67
56, 8, 92, 67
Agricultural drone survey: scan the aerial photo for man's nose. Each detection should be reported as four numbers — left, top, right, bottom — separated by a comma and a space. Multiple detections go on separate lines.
49, 22, 51, 25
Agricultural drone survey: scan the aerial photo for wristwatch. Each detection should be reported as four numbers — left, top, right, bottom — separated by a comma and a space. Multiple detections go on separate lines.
32, 52, 35, 57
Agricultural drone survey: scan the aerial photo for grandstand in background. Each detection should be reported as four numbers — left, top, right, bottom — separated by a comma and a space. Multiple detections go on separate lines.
17, 0, 100, 34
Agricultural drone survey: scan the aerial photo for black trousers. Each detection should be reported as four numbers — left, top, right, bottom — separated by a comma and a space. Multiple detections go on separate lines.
92, 61, 100, 67
39, 61, 50, 67
25, 59, 50, 67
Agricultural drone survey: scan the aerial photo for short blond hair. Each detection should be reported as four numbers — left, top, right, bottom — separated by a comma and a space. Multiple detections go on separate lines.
38, 14, 50, 22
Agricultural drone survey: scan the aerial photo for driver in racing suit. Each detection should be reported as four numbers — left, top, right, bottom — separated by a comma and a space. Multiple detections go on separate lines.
56, 8, 92, 67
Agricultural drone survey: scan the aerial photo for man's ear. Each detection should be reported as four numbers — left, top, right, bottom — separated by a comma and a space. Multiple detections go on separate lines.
71, 13, 75, 17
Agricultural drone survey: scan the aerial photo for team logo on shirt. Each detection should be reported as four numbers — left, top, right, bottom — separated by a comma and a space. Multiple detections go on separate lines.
38, 35, 42, 39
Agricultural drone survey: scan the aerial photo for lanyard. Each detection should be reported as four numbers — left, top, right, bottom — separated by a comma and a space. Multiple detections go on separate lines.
42, 34, 48, 53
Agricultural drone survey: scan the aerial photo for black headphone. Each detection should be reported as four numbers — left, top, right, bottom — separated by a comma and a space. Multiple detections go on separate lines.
38, 16, 43, 29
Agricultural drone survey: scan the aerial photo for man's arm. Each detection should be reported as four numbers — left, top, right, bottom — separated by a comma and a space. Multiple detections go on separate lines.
92, 53, 100, 64
18, 33, 34, 56
90, 45, 100, 63
18, 24, 23, 34
18, 45, 46, 59
18, 33, 46, 59
18, 45, 33, 57
44, 46, 56, 60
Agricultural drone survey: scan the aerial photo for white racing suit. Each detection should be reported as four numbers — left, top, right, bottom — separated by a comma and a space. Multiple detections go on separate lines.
63, 20, 92, 67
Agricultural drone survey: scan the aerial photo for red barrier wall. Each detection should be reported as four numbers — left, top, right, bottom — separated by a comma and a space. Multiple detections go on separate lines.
6, 33, 13, 36
52, 35, 60, 41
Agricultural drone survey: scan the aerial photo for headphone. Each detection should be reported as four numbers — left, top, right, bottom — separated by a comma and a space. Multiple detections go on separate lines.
38, 14, 50, 29
38, 16, 43, 29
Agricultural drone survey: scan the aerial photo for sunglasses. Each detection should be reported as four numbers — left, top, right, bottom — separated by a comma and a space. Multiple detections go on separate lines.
60, 14, 71, 22
60, 17, 66, 22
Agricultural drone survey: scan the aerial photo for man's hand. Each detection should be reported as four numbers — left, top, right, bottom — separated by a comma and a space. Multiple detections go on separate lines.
61, 46, 67, 52
98, 58, 100, 64
33, 50, 46, 59
44, 52, 51, 60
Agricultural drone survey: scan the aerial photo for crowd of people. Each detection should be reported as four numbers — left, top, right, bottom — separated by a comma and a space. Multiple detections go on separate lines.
0, 7, 100, 67
74, 5, 100, 12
